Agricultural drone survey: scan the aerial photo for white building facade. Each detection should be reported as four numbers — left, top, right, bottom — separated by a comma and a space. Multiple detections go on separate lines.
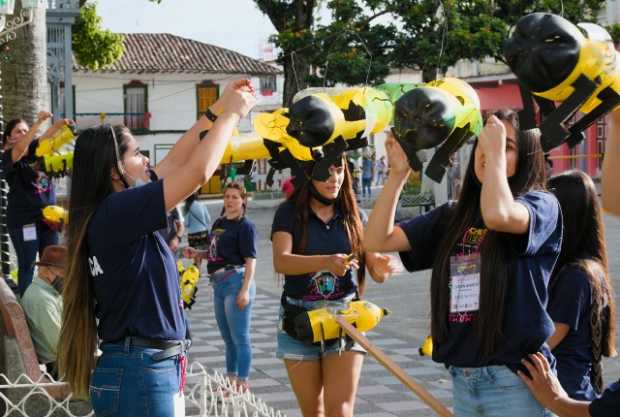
73, 33, 286, 193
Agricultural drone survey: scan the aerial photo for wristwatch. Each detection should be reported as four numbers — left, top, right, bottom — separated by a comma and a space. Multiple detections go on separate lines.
204, 108, 218, 123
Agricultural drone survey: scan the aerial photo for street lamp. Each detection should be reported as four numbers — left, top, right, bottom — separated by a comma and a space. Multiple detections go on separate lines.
0, 0, 40, 283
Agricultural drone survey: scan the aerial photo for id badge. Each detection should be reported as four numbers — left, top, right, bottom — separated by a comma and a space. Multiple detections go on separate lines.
449, 254, 480, 313
173, 391, 185, 417
22, 224, 37, 242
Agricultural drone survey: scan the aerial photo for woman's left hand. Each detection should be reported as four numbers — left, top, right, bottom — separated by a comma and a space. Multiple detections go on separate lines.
478, 115, 506, 157
236, 289, 250, 310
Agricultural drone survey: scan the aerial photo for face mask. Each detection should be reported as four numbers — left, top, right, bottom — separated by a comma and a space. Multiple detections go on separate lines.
51, 276, 64, 294
123, 171, 147, 189
131, 177, 147, 189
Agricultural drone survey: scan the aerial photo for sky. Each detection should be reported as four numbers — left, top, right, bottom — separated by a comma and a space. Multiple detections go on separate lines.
97, 0, 279, 59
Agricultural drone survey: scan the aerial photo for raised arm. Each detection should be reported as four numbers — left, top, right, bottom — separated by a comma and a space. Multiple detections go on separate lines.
162, 82, 255, 212
154, 80, 254, 180
11, 111, 52, 162
603, 109, 620, 217
364, 134, 412, 253
479, 115, 529, 234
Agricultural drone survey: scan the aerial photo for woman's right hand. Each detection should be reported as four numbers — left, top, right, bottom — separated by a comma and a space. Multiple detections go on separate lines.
385, 132, 411, 179
36, 111, 52, 123
323, 254, 358, 276
183, 246, 199, 259
218, 80, 257, 119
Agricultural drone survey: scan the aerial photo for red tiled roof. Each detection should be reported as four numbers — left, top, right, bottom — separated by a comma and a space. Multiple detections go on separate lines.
75, 33, 280, 75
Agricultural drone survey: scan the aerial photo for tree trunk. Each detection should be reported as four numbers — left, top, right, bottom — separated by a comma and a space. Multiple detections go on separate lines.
422, 66, 439, 83
1, 3, 48, 125
282, 53, 310, 107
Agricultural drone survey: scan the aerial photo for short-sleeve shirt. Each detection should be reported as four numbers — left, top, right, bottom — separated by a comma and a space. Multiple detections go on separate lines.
184, 201, 211, 235
590, 379, 620, 417
271, 200, 357, 301
206, 216, 256, 274
21, 277, 62, 364
398, 191, 562, 369
548, 264, 596, 401
88, 180, 187, 342
1, 140, 56, 228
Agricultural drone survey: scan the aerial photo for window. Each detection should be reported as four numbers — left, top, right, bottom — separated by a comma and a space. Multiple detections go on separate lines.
124, 81, 148, 130
259, 75, 277, 96
196, 82, 219, 120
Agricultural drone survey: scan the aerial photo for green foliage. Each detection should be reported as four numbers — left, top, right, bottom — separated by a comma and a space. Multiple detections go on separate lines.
607, 23, 620, 45
72, 3, 125, 70
257, 0, 608, 91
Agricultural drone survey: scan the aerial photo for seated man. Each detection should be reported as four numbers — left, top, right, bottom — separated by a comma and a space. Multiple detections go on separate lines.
21, 245, 66, 379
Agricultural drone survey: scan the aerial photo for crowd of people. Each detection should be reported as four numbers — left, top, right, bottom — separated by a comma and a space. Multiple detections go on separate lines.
3, 77, 620, 417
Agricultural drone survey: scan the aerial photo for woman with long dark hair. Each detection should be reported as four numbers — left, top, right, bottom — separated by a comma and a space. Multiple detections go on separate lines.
546, 170, 617, 400
184, 182, 256, 392
2, 112, 71, 296
56, 80, 255, 416
271, 155, 397, 417
366, 110, 562, 416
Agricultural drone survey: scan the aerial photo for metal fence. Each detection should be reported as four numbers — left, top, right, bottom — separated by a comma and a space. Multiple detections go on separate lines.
0, 362, 287, 417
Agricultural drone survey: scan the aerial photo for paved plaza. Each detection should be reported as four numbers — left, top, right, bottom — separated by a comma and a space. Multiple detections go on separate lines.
185, 196, 620, 416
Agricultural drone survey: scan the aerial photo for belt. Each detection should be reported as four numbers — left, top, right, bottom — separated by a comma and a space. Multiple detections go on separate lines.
284, 292, 357, 308
212, 265, 244, 275
109, 337, 191, 361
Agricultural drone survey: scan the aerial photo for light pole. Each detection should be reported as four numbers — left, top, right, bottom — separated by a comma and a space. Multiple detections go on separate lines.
0, 0, 39, 282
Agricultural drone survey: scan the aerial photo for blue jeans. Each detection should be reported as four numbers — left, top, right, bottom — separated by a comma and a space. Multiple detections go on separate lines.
362, 178, 372, 197
90, 342, 186, 417
213, 270, 255, 380
449, 365, 555, 417
9, 221, 59, 297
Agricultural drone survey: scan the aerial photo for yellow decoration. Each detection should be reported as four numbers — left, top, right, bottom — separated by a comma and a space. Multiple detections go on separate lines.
297, 300, 389, 344
35, 125, 74, 157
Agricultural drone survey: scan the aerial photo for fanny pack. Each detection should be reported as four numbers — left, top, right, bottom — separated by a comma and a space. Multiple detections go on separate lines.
280, 293, 357, 347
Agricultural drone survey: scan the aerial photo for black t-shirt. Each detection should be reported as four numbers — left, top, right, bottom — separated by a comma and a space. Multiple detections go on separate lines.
206, 216, 257, 274
1, 140, 56, 227
88, 180, 187, 342
548, 265, 597, 401
271, 200, 357, 301
590, 379, 620, 417
398, 191, 562, 369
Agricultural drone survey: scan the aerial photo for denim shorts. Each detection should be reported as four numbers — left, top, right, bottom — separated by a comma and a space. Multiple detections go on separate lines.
275, 298, 366, 361
449, 365, 556, 417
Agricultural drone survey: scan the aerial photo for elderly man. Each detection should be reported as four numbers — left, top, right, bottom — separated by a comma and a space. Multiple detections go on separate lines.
21, 245, 66, 378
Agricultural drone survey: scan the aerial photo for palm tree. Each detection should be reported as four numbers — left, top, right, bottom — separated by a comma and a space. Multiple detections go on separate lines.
1, 1, 48, 125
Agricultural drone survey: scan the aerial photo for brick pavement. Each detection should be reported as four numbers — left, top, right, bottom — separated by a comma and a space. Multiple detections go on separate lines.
187, 288, 453, 417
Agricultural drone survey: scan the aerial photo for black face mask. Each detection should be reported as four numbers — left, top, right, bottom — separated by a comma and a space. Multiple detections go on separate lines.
308, 181, 339, 206
52, 276, 64, 294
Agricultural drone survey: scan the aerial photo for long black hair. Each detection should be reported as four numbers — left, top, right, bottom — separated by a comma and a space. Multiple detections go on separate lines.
58, 125, 132, 397
430, 110, 547, 357
3, 118, 27, 148
288, 155, 366, 294
548, 170, 617, 392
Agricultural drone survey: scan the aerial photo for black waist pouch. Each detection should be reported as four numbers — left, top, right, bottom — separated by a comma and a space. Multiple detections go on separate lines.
280, 293, 352, 348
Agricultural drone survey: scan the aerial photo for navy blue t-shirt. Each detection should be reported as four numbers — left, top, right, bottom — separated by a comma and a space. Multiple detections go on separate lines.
88, 180, 187, 342
398, 191, 562, 369
206, 216, 256, 274
1, 140, 56, 228
271, 200, 357, 301
548, 264, 597, 401
590, 379, 620, 417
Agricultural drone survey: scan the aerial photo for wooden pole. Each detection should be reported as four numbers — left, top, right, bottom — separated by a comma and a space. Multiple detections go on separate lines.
333, 315, 453, 417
